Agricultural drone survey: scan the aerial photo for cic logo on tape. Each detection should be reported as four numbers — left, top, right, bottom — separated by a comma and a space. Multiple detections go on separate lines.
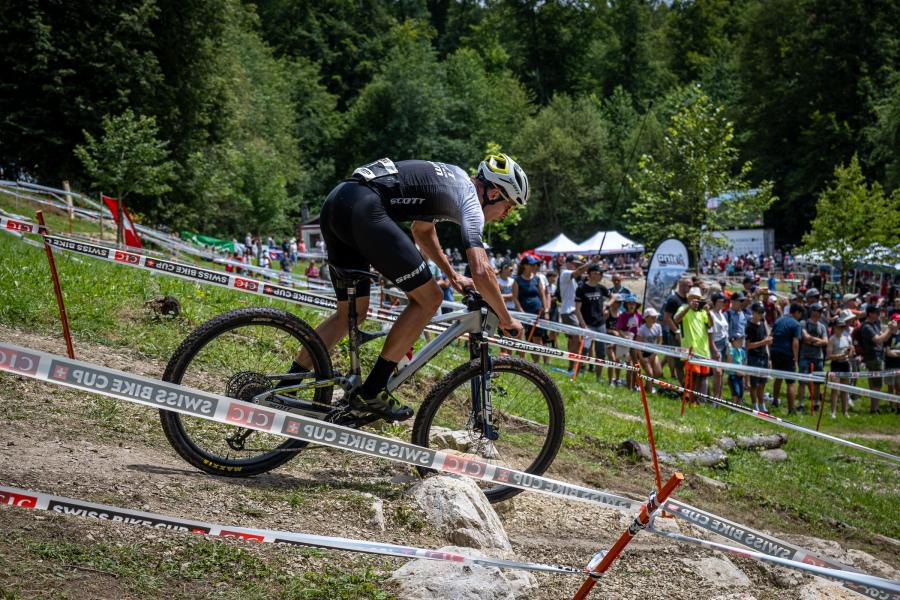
113, 250, 140, 265
0, 345, 40, 375
226, 404, 275, 430
234, 278, 259, 292
0, 490, 38, 508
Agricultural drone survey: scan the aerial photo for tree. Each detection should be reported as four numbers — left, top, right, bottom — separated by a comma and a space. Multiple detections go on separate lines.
74, 109, 176, 206
799, 155, 900, 290
626, 90, 774, 268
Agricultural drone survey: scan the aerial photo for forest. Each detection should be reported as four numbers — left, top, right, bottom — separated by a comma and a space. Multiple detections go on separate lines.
1, 0, 898, 250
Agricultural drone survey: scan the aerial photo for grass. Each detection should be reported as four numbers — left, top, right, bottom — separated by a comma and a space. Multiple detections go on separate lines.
2, 534, 394, 599
1, 220, 898, 548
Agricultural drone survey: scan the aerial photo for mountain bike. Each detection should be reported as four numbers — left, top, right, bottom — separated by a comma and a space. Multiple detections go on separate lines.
158, 267, 565, 502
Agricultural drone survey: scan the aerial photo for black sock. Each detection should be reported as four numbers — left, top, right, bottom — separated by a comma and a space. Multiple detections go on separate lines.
288, 361, 305, 373
362, 355, 398, 398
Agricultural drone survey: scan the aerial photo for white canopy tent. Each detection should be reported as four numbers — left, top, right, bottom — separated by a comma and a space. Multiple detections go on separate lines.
533, 233, 582, 255
575, 231, 644, 255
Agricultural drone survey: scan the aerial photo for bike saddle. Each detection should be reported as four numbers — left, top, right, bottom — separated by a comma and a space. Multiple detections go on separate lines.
329, 265, 380, 286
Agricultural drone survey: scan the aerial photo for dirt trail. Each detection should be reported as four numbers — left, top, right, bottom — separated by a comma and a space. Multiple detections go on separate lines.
0, 325, 892, 599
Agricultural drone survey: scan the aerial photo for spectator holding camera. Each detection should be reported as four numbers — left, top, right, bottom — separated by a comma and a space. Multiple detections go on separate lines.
673, 287, 718, 396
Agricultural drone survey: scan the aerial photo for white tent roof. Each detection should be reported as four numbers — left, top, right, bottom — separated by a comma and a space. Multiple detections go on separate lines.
575, 231, 644, 254
534, 233, 582, 255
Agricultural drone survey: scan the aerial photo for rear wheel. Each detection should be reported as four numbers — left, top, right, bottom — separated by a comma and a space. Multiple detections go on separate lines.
159, 307, 332, 476
411, 356, 564, 503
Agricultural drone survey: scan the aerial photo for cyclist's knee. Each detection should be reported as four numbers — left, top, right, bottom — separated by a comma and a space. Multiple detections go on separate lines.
408, 280, 442, 313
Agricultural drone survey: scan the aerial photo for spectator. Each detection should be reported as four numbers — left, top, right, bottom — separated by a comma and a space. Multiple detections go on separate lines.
637, 307, 663, 379
436, 269, 455, 314
545, 271, 560, 350
609, 273, 631, 296
560, 254, 599, 372
615, 294, 643, 389
289, 237, 298, 264
298, 239, 307, 254
605, 295, 624, 385
859, 304, 898, 413
885, 313, 900, 401
709, 292, 730, 399
803, 288, 821, 319
513, 255, 548, 362
305, 260, 320, 279
726, 292, 747, 343
575, 264, 609, 382
496, 260, 516, 311
663, 277, 692, 382
745, 302, 772, 412
742, 276, 757, 295
770, 303, 804, 414
889, 296, 900, 319
798, 302, 828, 410
767, 272, 777, 293
827, 313, 854, 418
673, 287, 717, 396
727, 334, 747, 405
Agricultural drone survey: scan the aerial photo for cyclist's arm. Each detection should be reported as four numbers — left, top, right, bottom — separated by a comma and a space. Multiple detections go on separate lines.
466, 246, 518, 330
411, 221, 467, 289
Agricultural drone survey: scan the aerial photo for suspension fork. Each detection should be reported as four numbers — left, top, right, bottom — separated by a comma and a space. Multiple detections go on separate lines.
469, 310, 498, 440
346, 286, 362, 378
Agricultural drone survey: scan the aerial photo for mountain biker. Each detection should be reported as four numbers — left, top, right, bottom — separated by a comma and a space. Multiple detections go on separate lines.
292, 155, 529, 421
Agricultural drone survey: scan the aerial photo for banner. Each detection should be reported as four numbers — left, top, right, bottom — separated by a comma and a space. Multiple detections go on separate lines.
643, 238, 689, 313
101, 195, 142, 248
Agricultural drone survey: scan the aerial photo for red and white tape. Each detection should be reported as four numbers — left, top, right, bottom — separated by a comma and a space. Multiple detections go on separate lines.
0, 341, 893, 600
0, 484, 582, 576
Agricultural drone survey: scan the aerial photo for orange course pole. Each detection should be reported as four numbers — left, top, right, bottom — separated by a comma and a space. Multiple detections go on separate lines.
571, 335, 587, 380
36, 211, 75, 359
636, 363, 663, 495
572, 472, 684, 600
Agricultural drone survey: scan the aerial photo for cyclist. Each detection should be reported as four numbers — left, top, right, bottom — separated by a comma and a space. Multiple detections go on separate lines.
292, 155, 528, 421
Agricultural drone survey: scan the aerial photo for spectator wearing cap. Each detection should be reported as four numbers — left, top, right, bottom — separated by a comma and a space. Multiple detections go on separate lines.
827, 312, 855, 418
745, 302, 772, 412
674, 287, 719, 396
609, 273, 632, 296
513, 255, 549, 363
605, 294, 625, 385
709, 292, 730, 399
885, 312, 900, 400
575, 263, 610, 382
842, 293, 862, 318
615, 294, 644, 389
859, 304, 899, 413
663, 277, 692, 383
798, 302, 828, 409
889, 296, 900, 320
726, 292, 747, 347
497, 260, 516, 311
803, 288, 821, 320
637, 308, 663, 379
770, 303, 805, 414
560, 254, 600, 372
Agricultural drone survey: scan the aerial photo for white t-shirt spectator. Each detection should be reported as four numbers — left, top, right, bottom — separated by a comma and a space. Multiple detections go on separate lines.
497, 275, 516, 310
559, 269, 578, 315
710, 309, 729, 343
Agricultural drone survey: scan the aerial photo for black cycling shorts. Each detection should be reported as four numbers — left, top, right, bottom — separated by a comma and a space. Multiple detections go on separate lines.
320, 180, 433, 301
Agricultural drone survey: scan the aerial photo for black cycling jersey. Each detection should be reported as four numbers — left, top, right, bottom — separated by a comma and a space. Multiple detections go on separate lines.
353, 158, 485, 250
319, 158, 484, 300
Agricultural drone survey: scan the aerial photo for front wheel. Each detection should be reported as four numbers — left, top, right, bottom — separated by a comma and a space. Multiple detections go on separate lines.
159, 307, 333, 477
411, 356, 565, 503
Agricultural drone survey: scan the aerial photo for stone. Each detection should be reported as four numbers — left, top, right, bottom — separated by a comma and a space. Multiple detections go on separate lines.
390, 545, 536, 600
429, 428, 499, 459
759, 448, 788, 461
694, 474, 728, 489
844, 549, 899, 580
683, 556, 750, 588
362, 493, 385, 532
410, 475, 512, 551
795, 578, 860, 599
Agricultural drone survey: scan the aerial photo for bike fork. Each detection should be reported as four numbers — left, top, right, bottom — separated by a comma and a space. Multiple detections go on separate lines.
470, 331, 499, 441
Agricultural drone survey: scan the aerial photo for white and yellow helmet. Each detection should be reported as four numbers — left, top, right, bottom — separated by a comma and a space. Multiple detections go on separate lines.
477, 153, 529, 207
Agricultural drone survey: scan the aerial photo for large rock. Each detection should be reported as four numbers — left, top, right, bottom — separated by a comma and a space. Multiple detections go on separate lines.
682, 556, 750, 588
410, 475, 512, 551
390, 545, 536, 600
795, 578, 860, 599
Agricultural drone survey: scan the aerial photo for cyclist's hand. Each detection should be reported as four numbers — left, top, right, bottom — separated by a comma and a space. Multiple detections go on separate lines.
500, 317, 524, 338
451, 274, 475, 294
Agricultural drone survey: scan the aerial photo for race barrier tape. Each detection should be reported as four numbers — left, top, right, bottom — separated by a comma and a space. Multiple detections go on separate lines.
6, 214, 897, 402
0, 341, 641, 511
0, 341, 890, 600
647, 526, 900, 599
827, 381, 900, 405
640, 373, 900, 464
0, 484, 582, 577
816, 369, 900, 380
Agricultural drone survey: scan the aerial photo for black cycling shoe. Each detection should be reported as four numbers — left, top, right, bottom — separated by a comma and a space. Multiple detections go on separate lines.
349, 390, 414, 422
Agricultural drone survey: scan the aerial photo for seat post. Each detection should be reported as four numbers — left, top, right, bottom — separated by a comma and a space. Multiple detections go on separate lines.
346, 284, 361, 376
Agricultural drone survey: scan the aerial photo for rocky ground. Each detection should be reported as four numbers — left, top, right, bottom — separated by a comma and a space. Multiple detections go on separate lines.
0, 324, 897, 599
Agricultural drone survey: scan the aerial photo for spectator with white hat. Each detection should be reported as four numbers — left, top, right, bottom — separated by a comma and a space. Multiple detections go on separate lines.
637, 307, 663, 379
